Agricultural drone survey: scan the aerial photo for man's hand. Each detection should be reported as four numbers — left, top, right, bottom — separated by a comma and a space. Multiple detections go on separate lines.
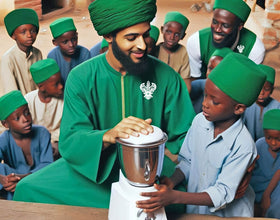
102, 116, 153, 149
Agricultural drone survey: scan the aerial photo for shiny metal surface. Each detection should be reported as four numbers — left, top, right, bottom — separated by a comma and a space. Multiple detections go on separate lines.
117, 133, 168, 187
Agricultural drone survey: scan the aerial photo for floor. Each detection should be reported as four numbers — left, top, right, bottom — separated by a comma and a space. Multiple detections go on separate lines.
0, 0, 279, 100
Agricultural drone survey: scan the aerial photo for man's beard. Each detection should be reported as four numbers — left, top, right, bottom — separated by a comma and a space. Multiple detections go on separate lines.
212, 26, 239, 48
112, 38, 150, 76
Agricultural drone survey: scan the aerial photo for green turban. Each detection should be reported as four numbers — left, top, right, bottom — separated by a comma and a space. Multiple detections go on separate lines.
30, 59, 60, 84
258, 64, 275, 85
213, 0, 251, 22
50, 17, 77, 39
4, 8, 39, 37
263, 109, 280, 131
211, 48, 233, 59
150, 25, 160, 42
88, 0, 157, 36
164, 11, 189, 32
208, 53, 266, 106
0, 90, 27, 120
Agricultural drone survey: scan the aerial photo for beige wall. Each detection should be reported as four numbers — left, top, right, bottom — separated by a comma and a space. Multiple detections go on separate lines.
0, 0, 14, 25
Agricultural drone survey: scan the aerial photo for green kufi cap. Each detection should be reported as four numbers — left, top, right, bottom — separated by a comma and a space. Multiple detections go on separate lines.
211, 47, 233, 59
4, 8, 39, 37
100, 38, 109, 49
50, 17, 77, 39
258, 64, 275, 85
164, 11, 189, 32
30, 59, 60, 84
208, 53, 266, 106
0, 90, 27, 120
263, 109, 280, 131
213, 0, 251, 22
150, 25, 160, 42
88, 0, 157, 36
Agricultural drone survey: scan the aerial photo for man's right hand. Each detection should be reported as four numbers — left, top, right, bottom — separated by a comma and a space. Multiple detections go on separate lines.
102, 116, 153, 149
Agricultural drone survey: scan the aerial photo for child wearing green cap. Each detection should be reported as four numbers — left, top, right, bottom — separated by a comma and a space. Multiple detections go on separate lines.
155, 11, 191, 91
145, 25, 160, 56
0, 8, 42, 96
191, 47, 233, 114
24, 58, 64, 160
137, 53, 266, 217
0, 90, 53, 200
47, 17, 91, 86
250, 109, 280, 218
243, 64, 280, 142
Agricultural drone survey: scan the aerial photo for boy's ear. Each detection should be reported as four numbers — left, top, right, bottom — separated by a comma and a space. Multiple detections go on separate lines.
103, 34, 113, 44
1, 120, 9, 129
38, 83, 45, 91
52, 39, 58, 46
234, 104, 246, 115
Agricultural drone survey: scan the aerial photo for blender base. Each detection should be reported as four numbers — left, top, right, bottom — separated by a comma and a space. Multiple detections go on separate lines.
108, 170, 167, 220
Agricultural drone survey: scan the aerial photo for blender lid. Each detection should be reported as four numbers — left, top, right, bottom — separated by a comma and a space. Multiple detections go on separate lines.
120, 125, 164, 144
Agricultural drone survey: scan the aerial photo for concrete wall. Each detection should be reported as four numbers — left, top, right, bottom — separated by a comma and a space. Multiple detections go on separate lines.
0, 0, 14, 25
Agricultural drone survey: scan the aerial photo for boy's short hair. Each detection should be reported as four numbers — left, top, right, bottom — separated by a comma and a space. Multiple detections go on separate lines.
50, 17, 77, 39
4, 8, 39, 37
208, 53, 266, 106
263, 109, 280, 131
164, 11, 189, 32
30, 59, 60, 84
258, 64, 275, 85
0, 90, 27, 120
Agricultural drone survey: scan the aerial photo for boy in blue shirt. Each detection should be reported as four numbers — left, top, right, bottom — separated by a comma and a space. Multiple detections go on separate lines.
0, 91, 53, 200
48, 17, 91, 86
243, 64, 280, 141
137, 53, 266, 217
250, 109, 280, 218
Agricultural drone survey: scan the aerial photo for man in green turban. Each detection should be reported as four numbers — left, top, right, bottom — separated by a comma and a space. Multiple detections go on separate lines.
13, 0, 195, 212
186, 0, 265, 80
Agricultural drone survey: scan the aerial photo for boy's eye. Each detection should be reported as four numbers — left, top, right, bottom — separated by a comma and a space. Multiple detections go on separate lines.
212, 19, 218, 25
62, 40, 68, 44
222, 23, 230, 29
212, 100, 219, 105
14, 116, 20, 121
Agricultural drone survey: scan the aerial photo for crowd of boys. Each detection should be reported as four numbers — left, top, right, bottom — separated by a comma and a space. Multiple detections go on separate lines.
0, 0, 279, 218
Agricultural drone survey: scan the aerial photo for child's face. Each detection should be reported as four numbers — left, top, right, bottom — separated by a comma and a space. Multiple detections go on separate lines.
161, 22, 184, 51
53, 31, 78, 57
264, 129, 280, 153
12, 24, 38, 48
202, 79, 238, 123
3, 105, 32, 136
206, 56, 223, 77
41, 72, 64, 98
256, 81, 273, 105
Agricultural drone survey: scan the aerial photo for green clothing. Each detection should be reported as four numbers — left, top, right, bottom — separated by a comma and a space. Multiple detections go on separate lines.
13, 54, 195, 208
199, 27, 256, 78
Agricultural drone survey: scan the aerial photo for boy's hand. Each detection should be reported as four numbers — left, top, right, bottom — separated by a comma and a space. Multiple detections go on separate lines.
136, 183, 177, 213
0, 173, 21, 192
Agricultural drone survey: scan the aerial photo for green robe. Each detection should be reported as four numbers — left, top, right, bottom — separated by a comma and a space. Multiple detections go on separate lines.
13, 54, 195, 209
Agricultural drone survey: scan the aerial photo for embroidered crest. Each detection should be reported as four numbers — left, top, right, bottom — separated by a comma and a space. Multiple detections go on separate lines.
237, 45, 245, 53
140, 81, 157, 100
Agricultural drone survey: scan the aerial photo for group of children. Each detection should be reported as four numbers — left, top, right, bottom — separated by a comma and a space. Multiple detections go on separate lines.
0, 5, 279, 219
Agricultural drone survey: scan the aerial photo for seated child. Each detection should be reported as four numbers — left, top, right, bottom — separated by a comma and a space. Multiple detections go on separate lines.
146, 25, 160, 56
0, 90, 53, 200
90, 38, 108, 57
48, 17, 91, 86
243, 64, 280, 141
1, 8, 42, 96
137, 53, 266, 217
155, 11, 190, 91
25, 59, 64, 160
190, 47, 233, 113
250, 109, 280, 218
